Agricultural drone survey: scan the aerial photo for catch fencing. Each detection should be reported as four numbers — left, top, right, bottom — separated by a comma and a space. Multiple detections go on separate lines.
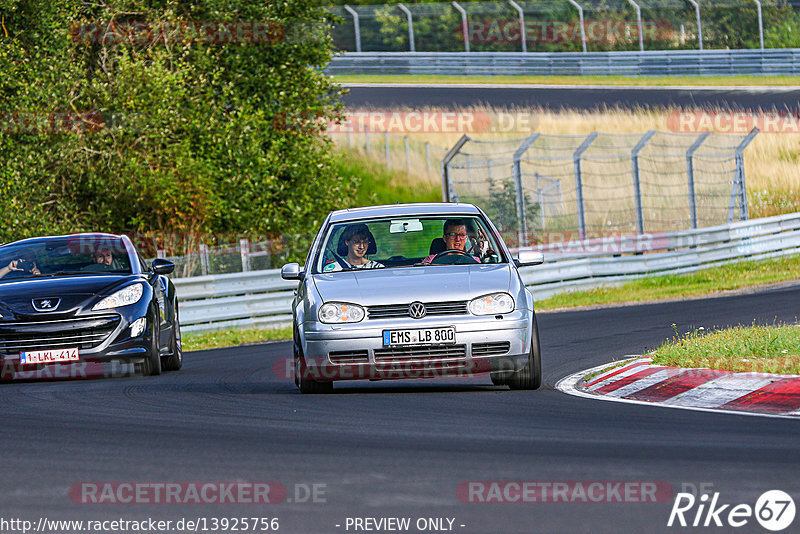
176, 212, 800, 333
441, 129, 758, 249
327, 0, 794, 54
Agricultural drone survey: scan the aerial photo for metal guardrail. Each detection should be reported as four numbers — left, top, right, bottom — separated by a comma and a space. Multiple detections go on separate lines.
325, 49, 800, 76
176, 212, 800, 333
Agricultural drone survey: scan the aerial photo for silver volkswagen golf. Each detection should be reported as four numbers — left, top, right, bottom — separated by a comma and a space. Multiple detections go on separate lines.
281, 203, 544, 393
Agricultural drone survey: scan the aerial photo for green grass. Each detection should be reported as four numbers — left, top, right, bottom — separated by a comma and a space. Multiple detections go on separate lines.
651, 323, 800, 374
331, 149, 440, 207
183, 326, 292, 352
332, 74, 800, 87
535, 253, 800, 311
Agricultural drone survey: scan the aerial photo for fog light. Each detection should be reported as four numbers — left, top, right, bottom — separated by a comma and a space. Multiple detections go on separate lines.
130, 317, 147, 337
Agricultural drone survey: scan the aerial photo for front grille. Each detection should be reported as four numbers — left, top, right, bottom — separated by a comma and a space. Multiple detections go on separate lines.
329, 350, 369, 364
0, 315, 121, 354
367, 300, 468, 319
472, 341, 511, 357
373, 344, 467, 362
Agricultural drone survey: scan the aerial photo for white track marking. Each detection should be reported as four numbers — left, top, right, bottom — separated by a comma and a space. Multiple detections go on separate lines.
603, 369, 680, 398
662, 376, 775, 408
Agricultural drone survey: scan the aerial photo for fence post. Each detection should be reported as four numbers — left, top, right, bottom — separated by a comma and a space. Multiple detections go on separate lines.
686, 0, 703, 50
398, 3, 415, 52
733, 127, 759, 221
384, 132, 391, 167
441, 134, 470, 202
686, 131, 710, 229
512, 133, 541, 247
425, 141, 431, 176
199, 244, 210, 276
566, 0, 588, 53
156, 249, 166, 259
404, 136, 411, 174
240, 238, 250, 273
452, 2, 470, 53
625, 0, 644, 51
753, 0, 764, 50
343, 5, 361, 53
574, 132, 598, 240
508, 0, 526, 53
631, 130, 656, 235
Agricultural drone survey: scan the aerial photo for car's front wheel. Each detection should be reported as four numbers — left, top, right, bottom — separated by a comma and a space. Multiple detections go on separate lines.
294, 332, 332, 394
140, 316, 162, 376
161, 305, 183, 371
506, 316, 542, 390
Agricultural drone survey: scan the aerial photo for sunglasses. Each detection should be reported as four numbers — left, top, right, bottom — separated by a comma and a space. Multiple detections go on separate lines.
444, 232, 468, 238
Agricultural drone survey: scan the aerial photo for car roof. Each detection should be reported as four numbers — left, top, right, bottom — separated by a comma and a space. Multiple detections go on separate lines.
328, 203, 481, 223
2, 233, 123, 247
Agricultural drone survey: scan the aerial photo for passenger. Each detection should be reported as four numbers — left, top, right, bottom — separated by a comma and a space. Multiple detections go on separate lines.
422, 219, 481, 264
324, 223, 384, 272
0, 252, 41, 279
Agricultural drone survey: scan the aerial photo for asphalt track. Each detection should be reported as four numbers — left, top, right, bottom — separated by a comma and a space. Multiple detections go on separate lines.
2, 284, 799, 533
342, 84, 800, 112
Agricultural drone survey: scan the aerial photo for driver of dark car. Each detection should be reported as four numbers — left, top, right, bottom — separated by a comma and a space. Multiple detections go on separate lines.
422, 219, 481, 264
93, 247, 113, 266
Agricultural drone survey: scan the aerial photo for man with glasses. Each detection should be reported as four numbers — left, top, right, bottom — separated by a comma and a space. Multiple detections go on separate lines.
422, 219, 481, 264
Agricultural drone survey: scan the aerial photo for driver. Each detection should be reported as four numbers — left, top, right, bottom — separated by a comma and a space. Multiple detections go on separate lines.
422, 219, 481, 264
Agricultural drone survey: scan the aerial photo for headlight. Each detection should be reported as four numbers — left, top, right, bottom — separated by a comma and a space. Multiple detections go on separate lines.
318, 302, 365, 324
469, 293, 514, 315
92, 284, 144, 311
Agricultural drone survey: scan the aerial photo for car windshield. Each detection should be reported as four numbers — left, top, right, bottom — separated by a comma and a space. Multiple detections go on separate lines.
0, 236, 132, 282
313, 215, 506, 274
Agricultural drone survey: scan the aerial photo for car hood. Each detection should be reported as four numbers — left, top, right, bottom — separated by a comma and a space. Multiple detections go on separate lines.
312, 264, 512, 306
0, 274, 143, 317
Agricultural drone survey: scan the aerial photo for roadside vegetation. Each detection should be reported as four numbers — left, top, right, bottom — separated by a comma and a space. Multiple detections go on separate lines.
333, 74, 800, 87
184, 326, 292, 352
651, 323, 800, 374
535, 253, 800, 310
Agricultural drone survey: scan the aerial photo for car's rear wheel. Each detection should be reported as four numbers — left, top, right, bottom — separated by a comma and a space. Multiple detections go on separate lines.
161, 305, 183, 371
507, 316, 542, 390
294, 331, 332, 394
140, 316, 162, 376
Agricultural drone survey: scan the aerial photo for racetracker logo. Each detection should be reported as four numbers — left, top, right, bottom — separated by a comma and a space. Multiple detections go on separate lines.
667, 111, 800, 134
70, 21, 286, 45
462, 19, 673, 43
326, 111, 539, 134
457, 481, 673, 503
667, 490, 796, 530
69, 482, 288, 504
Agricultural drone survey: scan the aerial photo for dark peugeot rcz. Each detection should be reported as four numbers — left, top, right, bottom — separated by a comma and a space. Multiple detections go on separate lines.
0, 233, 182, 380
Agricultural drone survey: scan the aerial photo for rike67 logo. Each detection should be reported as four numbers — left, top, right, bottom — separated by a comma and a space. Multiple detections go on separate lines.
668, 490, 795, 531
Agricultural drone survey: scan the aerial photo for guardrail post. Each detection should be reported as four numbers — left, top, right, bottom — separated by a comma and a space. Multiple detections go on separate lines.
574, 132, 598, 240
513, 133, 540, 246
452, 2, 470, 53
566, 0, 588, 53
343, 5, 361, 53
754, 0, 764, 50
508, 0, 526, 53
731, 127, 759, 222
240, 238, 250, 273
686, 0, 703, 50
631, 130, 656, 235
686, 132, 710, 229
624, 0, 644, 51
441, 134, 470, 202
398, 3, 415, 52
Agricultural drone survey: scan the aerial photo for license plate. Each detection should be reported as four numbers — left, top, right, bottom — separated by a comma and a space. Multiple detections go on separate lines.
382, 327, 456, 346
20, 347, 79, 365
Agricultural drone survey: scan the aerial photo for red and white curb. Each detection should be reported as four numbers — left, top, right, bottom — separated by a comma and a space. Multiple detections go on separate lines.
556, 357, 800, 419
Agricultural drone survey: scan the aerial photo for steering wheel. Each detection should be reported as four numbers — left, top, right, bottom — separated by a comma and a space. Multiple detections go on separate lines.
430, 249, 479, 265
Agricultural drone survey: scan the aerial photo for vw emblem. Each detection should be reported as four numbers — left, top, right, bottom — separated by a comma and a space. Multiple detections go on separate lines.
32, 298, 61, 312
408, 301, 427, 319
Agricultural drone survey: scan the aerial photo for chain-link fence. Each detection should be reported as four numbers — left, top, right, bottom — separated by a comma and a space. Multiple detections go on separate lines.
329, 0, 798, 53
442, 129, 758, 248
144, 238, 281, 278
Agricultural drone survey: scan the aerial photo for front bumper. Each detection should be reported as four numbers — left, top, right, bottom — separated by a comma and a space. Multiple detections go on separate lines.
299, 310, 532, 382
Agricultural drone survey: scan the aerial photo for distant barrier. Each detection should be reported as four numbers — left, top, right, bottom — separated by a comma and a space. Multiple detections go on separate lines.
176, 213, 800, 333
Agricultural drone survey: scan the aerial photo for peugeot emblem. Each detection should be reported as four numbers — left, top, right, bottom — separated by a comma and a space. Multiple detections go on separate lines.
408, 301, 427, 319
32, 298, 61, 312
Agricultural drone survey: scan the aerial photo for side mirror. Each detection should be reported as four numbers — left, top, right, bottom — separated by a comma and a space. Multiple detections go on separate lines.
152, 258, 175, 275
281, 263, 304, 281
514, 250, 544, 267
